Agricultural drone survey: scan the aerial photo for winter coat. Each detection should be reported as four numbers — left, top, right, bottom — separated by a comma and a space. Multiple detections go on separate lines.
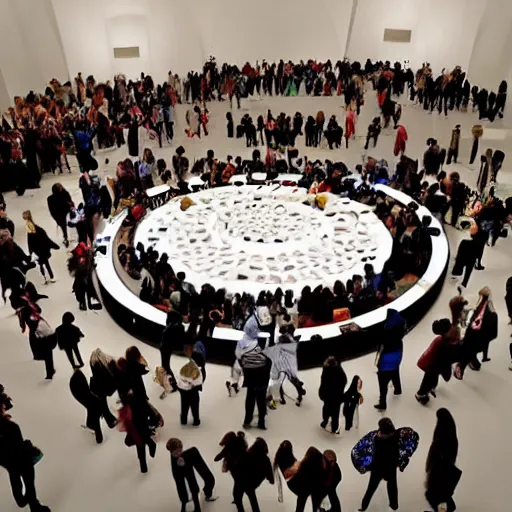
47, 190, 72, 222
319, 365, 347, 403
27, 226, 59, 260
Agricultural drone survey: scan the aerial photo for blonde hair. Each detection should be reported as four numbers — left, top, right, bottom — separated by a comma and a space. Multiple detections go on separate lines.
23, 210, 36, 234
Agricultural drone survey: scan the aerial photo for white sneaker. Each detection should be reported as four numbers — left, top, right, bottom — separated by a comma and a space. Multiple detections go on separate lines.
50, 278, 57, 283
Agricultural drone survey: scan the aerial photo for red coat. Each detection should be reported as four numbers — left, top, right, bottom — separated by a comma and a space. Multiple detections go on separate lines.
345, 110, 355, 139
417, 336, 444, 372
394, 125, 408, 156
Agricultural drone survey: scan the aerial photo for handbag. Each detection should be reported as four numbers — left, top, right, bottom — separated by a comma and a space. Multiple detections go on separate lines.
24, 440, 44, 465
34, 318, 55, 339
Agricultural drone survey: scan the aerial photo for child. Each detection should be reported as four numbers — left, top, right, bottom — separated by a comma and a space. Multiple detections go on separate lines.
343, 375, 363, 430
226, 112, 234, 138
56, 312, 85, 369
157, 158, 172, 184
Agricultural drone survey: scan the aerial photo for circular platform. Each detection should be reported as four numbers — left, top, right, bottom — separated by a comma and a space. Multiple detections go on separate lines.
133, 186, 393, 296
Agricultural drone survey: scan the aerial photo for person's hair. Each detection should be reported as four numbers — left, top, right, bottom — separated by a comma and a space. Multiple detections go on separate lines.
274, 440, 295, 470
62, 312, 75, 324
432, 318, 451, 336
250, 437, 269, 455
126, 346, 143, 363
378, 417, 395, 435
22, 210, 33, 222
316, 111, 325, 124
176, 146, 185, 156
207, 149, 214, 159
177, 271, 186, 281
51, 183, 64, 194
426, 408, 458, 473
157, 158, 166, 171
166, 437, 183, 452
323, 355, 338, 368
143, 148, 155, 164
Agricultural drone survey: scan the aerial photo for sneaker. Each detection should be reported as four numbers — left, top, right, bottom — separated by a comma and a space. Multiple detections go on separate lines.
242, 423, 252, 429
49, 278, 57, 283
320, 421, 328, 430
193, 420, 201, 427
374, 404, 386, 411
205, 495, 218, 502
232, 383, 240, 394
225, 381, 232, 397
482, 357, 491, 362
257, 424, 267, 431
268, 400, 277, 410
415, 393, 429, 405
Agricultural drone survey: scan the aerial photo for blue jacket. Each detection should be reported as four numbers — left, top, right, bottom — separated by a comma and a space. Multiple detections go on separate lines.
378, 309, 405, 371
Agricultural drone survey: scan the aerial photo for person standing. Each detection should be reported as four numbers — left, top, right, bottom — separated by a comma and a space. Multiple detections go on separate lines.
316, 450, 342, 512
46, 183, 73, 247
56, 312, 84, 369
69, 369, 104, 443
22, 211, 59, 284
166, 437, 218, 512
446, 125, 461, 164
425, 409, 461, 512
177, 359, 203, 426
319, 356, 347, 434
358, 418, 399, 511
343, 375, 364, 431
160, 303, 185, 392
0, 392, 51, 512
374, 310, 405, 410
239, 315, 272, 430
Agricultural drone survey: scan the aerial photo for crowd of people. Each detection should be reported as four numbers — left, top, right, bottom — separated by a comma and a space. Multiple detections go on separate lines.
0, 52, 511, 512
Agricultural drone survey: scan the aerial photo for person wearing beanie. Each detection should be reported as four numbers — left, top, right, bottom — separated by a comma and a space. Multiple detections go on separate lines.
167, 437, 217, 512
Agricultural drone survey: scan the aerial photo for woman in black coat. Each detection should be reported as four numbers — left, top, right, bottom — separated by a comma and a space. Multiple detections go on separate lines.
319, 356, 347, 434
23, 210, 59, 283
47, 183, 73, 247
124, 346, 149, 401
425, 408, 461, 512
69, 368, 104, 443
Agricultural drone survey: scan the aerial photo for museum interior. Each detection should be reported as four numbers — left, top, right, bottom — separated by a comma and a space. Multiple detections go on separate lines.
1, 1, 512, 511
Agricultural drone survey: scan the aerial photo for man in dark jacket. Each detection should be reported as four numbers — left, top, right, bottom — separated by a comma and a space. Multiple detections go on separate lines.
46, 184, 73, 247
0, 392, 51, 512
167, 438, 217, 512
160, 303, 185, 391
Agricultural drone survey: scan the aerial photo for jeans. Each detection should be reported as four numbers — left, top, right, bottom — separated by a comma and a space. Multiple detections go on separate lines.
64, 344, 84, 368
361, 470, 398, 511
233, 479, 260, 512
321, 400, 342, 433
244, 388, 266, 427
377, 369, 402, 407
38, 259, 54, 280
179, 389, 200, 425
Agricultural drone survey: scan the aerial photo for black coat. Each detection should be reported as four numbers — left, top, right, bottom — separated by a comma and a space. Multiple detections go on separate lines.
27, 226, 59, 260
47, 190, 72, 222
70, 369, 102, 412
319, 365, 347, 403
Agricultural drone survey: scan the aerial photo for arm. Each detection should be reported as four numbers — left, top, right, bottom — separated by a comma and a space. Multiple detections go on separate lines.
266, 457, 275, 484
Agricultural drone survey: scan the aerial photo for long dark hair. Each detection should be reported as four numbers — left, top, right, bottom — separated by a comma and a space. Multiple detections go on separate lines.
426, 408, 458, 474
274, 440, 296, 472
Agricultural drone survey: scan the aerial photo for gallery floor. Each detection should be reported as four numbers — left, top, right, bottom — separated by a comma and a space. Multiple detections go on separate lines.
1, 90, 512, 512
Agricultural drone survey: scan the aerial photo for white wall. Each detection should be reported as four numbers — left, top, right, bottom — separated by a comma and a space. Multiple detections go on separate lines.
347, 0, 486, 72
50, 0, 353, 83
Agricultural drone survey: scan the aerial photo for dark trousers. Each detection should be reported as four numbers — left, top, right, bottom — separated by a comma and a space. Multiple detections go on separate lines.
136, 438, 156, 472
44, 350, 55, 378
452, 259, 474, 288
64, 344, 84, 368
160, 345, 177, 390
377, 369, 402, 407
244, 388, 266, 427
447, 147, 458, 164
321, 400, 342, 432
99, 395, 118, 428
417, 372, 439, 396
56, 219, 68, 242
233, 479, 260, 512
361, 470, 398, 511
7, 465, 40, 511
38, 259, 54, 280
86, 405, 103, 443
426, 492, 455, 512
295, 492, 323, 512
179, 389, 200, 425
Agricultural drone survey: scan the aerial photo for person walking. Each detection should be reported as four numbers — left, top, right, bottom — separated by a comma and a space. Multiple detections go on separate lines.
425, 408, 461, 512
374, 310, 405, 410
56, 312, 85, 369
0, 392, 51, 512
47, 183, 73, 247
177, 359, 203, 426
358, 418, 400, 511
118, 391, 158, 474
415, 319, 457, 405
315, 450, 342, 512
16, 291, 56, 380
23, 210, 59, 284
166, 437, 218, 512
69, 369, 104, 443
454, 287, 498, 379
319, 356, 347, 434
